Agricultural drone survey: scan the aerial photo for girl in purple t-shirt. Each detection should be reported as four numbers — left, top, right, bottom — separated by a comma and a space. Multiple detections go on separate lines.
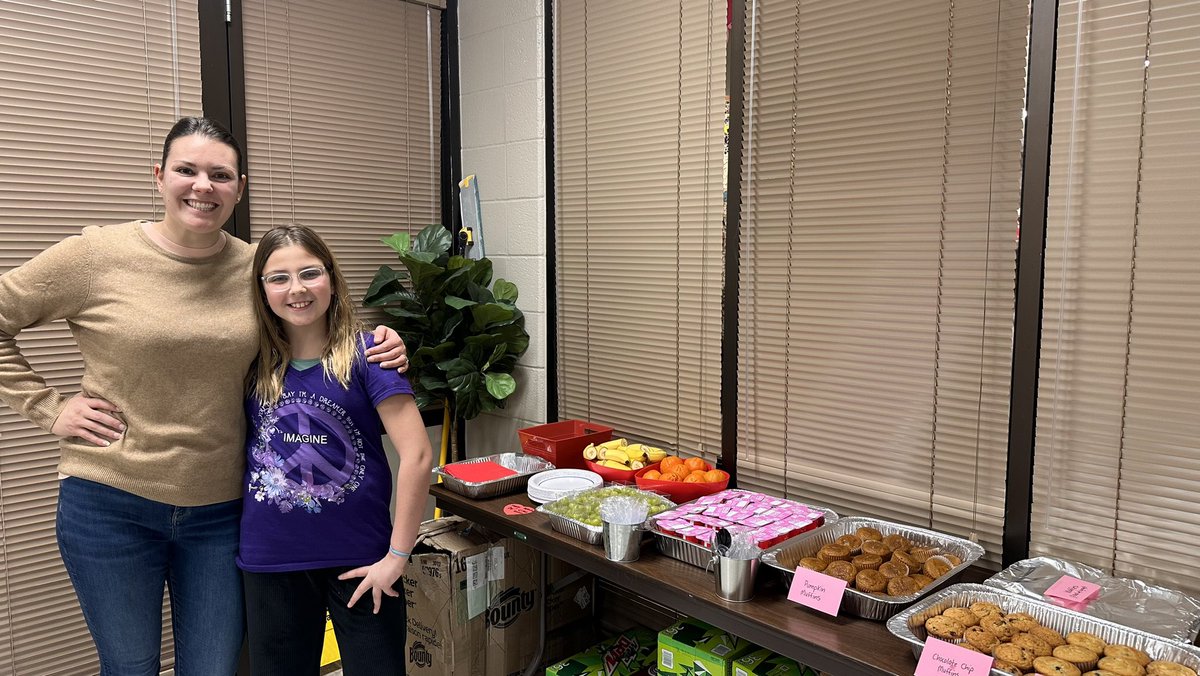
239, 224, 432, 676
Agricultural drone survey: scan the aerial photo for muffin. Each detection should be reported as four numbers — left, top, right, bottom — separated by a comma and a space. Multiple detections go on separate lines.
1013, 632, 1055, 657
797, 556, 828, 572
1066, 632, 1108, 656
992, 660, 1024, 676
909, 546, 940, 564
835, 534, 863, 553
816, 543, 852, 562
855, 525, 884, 541
1033, 656, 1083, 676
1146, 662, 1198, 676
881, 533, 911, 552
891, 550, 919, 569
924, 615, 966, 641
964, 625, 1000, 653
1096, 656, 1147, 676
1104, 646, 1150, 667
861, 540, 891, 557
980, 613, 1018, 640
851, 553, 882, 571
1029, 625, 1067, 648
968, 600, 1004, 618
993, 643, 1036, 671
887, 575, 922, 597
1054, 644, 1100, 672
854, 569, 888, 593
911, 573, 935, 589
822, 560, 857, 583
942, 607, 980, 628
1082, 671, 1123, 676
923, 555, 954, 579
877, 560, 910, 580
1006, 612, 1039, 632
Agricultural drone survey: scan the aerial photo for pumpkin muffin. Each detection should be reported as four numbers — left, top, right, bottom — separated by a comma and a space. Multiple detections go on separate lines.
911, 573, 935, 589
1096, 656, 1147, 676
993, 643, 1037, 671
882, 533, 911, 552
923, 555, 954, 579
877, 560, 910, 580
855, 525, 884, 541
851, 553, 882, 571
816, 543, 852, 562
1104, 646, 1150, 667
1054, 644, 1100, 672
909, 546, 941, 564
797, 556, 827, 572
822, 560, 856, 583
854, 569, 888, 593
1066, 632, 1108, 656
835, 534, 863, 553
1033, 656, 1083, 676
861, 540, 891, 557
887, 575, 922, 597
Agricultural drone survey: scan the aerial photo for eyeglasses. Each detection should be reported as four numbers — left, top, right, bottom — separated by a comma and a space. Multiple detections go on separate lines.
261, 266, 328, 289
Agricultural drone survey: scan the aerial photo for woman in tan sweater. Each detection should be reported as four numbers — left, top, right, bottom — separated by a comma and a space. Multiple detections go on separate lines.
0, 117, 407, 675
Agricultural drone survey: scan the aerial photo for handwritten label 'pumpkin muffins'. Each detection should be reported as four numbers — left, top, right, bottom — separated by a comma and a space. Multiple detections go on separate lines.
787, 567, 847, 616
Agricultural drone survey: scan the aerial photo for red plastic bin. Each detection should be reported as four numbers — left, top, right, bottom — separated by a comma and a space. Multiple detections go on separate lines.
518, 420, 613, 470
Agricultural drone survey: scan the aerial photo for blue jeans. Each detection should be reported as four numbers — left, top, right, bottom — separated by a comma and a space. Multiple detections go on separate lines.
56, 477, 244, 676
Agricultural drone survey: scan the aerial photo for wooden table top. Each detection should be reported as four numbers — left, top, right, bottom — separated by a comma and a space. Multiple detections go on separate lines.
430, 484, 922, 676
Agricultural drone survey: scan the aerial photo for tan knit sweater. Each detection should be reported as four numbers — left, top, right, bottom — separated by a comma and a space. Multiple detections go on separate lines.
0, 221, 258, 506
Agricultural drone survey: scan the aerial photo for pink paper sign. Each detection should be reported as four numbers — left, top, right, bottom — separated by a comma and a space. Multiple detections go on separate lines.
1044, 575, 1101, 608
916, 637, 994, 676
787, 568, 847, 616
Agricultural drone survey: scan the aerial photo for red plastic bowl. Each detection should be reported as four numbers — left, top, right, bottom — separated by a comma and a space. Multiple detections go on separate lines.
585, 460, 659, 485
633, 466, 729, 504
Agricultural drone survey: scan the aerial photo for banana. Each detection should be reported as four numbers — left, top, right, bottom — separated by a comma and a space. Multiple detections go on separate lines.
645, 447, 667, 463
624, 444, 648, 462
603, 448, 630, 464
582, 444, 598, 460
597, 438, 628, 450
629, 460, 645, 470
600, 460, 630, 470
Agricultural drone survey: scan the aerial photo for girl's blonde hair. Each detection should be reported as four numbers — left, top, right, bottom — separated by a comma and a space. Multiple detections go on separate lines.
251, 224, 361, 405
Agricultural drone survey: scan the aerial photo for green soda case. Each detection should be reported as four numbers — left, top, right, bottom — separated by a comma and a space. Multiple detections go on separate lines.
657, 618, 758, 676
731, 648, 817, 676
545, 628, 659, 676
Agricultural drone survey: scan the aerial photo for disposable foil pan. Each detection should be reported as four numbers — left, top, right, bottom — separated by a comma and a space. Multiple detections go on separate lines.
650, 506, 839, 569
761, 516, 985, 621
537, 487, 676, 545
432, 453, 554, 499
887, 583, 1200, 675
984, 556, 1200, 643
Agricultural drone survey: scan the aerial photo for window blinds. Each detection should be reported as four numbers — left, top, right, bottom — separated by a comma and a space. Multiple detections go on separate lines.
1032, 0, 1200, 592
554, 0, 726, 460
242, 0, 443, 323
735, 0, 1028, 567
0, 1, 201, 672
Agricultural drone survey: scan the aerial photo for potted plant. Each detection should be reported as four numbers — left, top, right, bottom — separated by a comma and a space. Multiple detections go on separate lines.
363, 225, 530, 449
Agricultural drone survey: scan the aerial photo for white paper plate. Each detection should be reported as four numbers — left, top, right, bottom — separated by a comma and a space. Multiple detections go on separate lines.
527, 469, 602, 504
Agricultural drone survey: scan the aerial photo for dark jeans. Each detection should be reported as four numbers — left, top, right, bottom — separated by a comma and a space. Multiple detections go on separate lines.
56, 477, 244, 676
243, 568, 406, 676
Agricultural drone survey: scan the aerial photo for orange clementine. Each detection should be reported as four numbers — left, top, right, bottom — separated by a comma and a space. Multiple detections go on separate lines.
703, 469, 727, 483
670, 465, 691, 480
643, 469, 662, 480
660, 456, 683, 472
658, 471, 680, 482
684, 457, 709, 472
683, 473, 705, 483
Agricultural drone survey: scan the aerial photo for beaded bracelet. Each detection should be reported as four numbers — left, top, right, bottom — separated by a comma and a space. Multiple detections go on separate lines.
389, 546, 411, 559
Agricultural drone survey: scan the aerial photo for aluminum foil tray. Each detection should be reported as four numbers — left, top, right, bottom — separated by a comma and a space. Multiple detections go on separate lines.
985, 556, 1200, 643
432, 453, 554, 499
887, 583, 1200, 675
536, 487, 676, 546
651, 505, 839, 569
761, 516, 985, 621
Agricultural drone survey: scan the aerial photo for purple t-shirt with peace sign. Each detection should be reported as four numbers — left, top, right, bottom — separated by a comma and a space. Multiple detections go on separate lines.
237, 334, 412, 572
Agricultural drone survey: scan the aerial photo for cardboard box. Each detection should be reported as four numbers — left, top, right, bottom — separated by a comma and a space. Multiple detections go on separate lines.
546, 628, 659, 676
732, 648, 817, 676
485, 534, 541, 676
657, 618, 757, 676
547, 557, 595, 631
